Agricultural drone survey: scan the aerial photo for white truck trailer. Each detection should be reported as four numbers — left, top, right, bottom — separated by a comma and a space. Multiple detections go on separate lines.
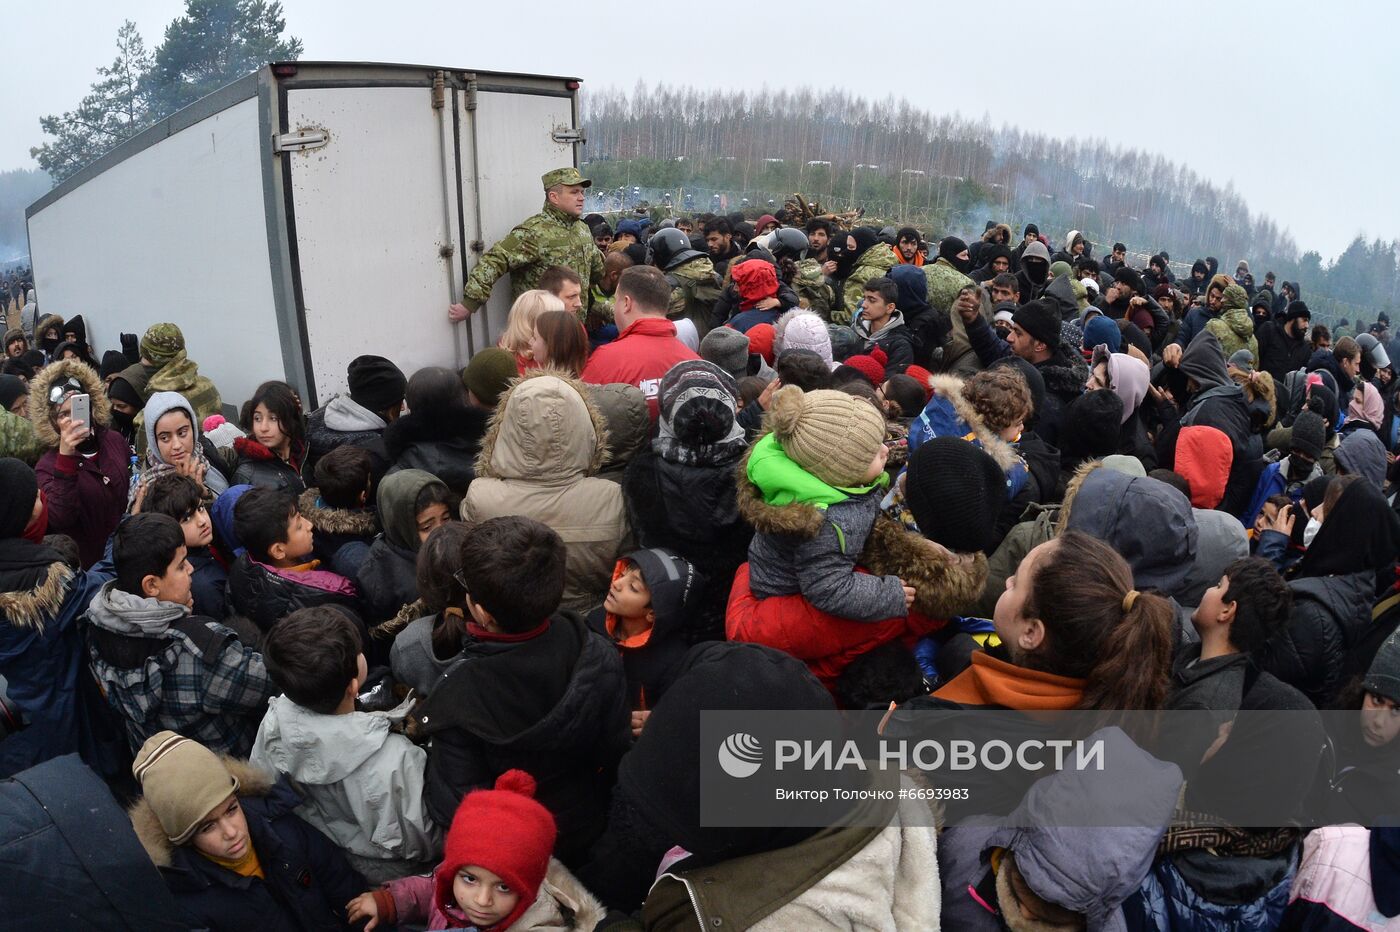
26, 62, 586, 408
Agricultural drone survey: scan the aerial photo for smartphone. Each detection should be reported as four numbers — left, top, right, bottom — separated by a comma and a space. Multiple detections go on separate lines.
68, 393, 90, 433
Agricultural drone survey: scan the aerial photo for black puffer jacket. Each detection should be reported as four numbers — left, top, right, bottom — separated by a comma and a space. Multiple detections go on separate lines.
302, 398, 389, 480
418, 613, 630, 866
1257, 573, 1373, 707
621, 450, 752, 642
382, 404, 487, 497
226, 553, 362, 635
355, 537, 417, 626
230, 437, 307, 495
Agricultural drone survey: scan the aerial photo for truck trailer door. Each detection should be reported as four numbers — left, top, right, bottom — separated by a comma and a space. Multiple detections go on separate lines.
279, 82, 463, 406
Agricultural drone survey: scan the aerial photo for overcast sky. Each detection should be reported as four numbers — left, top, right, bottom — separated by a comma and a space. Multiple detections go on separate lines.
5, 0, 1393, 261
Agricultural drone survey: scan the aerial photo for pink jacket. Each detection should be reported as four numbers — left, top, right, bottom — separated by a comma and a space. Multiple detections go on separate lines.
1288, 826, 1392, 930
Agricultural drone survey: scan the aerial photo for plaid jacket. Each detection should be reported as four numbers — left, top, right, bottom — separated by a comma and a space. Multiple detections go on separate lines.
86, 613, 272, 757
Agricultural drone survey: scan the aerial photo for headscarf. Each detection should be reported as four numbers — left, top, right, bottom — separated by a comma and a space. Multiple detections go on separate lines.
140, 391, 229, 496
1091, 346, 1149, 424
1295, 480, 1400, 582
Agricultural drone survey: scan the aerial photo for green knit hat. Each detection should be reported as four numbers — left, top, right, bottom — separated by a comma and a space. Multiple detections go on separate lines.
462, 348, 517, 408
141, 323, 186, 365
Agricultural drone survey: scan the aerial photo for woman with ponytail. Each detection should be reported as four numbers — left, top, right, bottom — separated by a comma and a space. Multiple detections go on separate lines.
930, 529, 1174, 713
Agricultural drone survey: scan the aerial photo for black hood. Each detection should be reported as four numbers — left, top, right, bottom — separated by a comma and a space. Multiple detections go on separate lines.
629, 547, 704, 638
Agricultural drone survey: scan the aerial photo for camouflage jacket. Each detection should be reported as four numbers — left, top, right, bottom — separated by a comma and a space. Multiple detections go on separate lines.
133, 353, 223, 453
794, 257, 835, 321
462, 202, 604, 311
666, 256, 723, 338
837, 244, 899, 325
923, 257, 973, 316
0, 408, 41, 465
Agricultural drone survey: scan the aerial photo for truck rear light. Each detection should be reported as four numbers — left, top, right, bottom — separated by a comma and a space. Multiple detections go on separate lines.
566, 80, 580, 90
273, 64, 298, 78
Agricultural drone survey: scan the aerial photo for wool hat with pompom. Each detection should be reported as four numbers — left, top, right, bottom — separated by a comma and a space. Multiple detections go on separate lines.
768, 385, 886, 488
434, 770, 556, 931
843, 346, 888, 386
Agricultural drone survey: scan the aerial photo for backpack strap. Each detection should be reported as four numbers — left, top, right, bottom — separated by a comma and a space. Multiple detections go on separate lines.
170, 617, 237, 665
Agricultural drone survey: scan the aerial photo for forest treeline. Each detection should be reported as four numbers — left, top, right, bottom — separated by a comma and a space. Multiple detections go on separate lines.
580, 83, 1399, 322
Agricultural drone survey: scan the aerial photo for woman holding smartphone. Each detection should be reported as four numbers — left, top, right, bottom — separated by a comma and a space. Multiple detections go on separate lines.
28, 359, 130, 567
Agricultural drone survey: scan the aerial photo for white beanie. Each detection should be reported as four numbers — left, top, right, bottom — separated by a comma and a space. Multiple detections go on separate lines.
775, 310, 834, 369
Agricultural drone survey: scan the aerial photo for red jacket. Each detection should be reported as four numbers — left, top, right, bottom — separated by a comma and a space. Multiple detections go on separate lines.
581, 316, 699, 419
726, 562, 946, 691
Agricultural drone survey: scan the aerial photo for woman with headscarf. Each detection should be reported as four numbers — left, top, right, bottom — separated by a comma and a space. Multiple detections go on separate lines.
135, 391, 231, 502
622, 361, 753, 643
1086, 346, 1154, 469
1258, 477, 1400, 705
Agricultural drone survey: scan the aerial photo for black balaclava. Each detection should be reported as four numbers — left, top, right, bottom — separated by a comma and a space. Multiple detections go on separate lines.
939, 236, 970, 273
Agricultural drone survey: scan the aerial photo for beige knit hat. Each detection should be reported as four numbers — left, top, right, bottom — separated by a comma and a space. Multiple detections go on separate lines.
768, 386, 886, 487
132, 731, 240, 844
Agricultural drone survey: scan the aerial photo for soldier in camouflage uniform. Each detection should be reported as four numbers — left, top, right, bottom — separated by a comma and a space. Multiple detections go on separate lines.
450, 167, 604, 323
793, 257, 835, 321
836, 233, 899, 326
130, 323, 224, 451
648, 228, 723, 338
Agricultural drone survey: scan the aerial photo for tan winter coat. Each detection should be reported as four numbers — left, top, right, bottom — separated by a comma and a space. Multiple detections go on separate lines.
461, 368, 631, 615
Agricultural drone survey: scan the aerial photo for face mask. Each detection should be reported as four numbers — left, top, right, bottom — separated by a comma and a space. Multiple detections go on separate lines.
1303, 517, 1321, 547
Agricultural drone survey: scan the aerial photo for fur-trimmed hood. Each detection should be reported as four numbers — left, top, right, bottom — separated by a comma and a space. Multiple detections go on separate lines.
475, 367, 609, 481
735, 444, 988, 618
34, 313, 64, 343
0, 558, 74, 631
297, 487, 378, 537
983, 222, 1013, 244
129, 757, 276, 869
1055, 459, 1103, 535
924, 373, 1022, 472
28, 356, 111, 448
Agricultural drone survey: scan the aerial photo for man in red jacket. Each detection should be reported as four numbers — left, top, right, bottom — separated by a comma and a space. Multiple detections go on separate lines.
582, 266, 699, 419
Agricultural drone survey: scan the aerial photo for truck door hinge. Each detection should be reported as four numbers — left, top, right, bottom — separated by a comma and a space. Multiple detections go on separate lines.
463, 74, 478, 111
551, 126, 587, 146
273, 129, 328, 153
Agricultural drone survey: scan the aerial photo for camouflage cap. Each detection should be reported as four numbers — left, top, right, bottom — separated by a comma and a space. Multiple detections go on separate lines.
542, 166, 591, 191
141, 322, 186, 365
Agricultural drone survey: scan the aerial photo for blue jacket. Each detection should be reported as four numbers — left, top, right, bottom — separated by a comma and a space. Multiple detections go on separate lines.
1126, 849, 1295, 931
1173, 304, 1216, 349
0, 538, 124, 779
1240, 455, 1319, 528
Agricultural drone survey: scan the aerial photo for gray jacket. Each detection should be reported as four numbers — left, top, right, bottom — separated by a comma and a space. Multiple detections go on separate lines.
741, 486, 906, 622
250, 693, 440, 867
389, 614, 466, 699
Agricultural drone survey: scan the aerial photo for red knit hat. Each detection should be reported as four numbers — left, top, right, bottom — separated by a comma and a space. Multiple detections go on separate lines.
747, 323, 777, 365
903, 365, 934, 402
844, 346, 888, 385
434, 770, 557, 930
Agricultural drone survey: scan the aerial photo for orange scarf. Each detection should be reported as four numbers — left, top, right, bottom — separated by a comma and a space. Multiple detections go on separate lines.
933, 652, 1084, 710
204, 844, 265, 880
895, 250, 925, 267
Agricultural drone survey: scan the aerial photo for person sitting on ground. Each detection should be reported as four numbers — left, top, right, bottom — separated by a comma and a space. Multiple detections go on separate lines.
226, 487, 361, 635
85, 513, 271, 757
303, 355, 406, 479
416, 517, 630, 866
128, 731, 366, 931
232, 381, 309, 494
251, 606, 440, 883
347, 770, 605, 932
587, 548, 704, 740
141, 473, 230, 621
358, 469, 454, 629
298, 444, 379, 579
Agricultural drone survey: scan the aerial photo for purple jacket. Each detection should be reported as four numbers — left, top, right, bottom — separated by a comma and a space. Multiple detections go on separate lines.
35, 427, 130, 568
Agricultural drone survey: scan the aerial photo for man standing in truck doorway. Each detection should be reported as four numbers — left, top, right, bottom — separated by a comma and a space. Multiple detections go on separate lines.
449, 167, 604, 324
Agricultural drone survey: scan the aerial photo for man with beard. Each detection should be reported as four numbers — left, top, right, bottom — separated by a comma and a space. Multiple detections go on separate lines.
703, 218, 742, 278
1163, 273, 1231, 366
1015, 240, 1052, 305
894, 226, 924, 266
1010, 223, 1040, 272
969, 243, 1012, 284
1256, 301, 1313, 382
1103, 242, 1128, 274
1186, 259, 1210, 299
957, 296, 1086, 446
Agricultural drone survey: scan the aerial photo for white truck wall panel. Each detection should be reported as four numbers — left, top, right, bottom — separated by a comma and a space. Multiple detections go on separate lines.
27, 97, 281, 408
284, 86, 462, 402
466, 90, 578, 350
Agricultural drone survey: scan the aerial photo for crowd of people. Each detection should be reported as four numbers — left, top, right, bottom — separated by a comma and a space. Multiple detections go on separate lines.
2, 166, 1400, 931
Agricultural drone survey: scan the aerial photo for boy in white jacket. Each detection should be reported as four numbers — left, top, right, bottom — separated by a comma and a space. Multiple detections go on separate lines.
251, 605, 440, 882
